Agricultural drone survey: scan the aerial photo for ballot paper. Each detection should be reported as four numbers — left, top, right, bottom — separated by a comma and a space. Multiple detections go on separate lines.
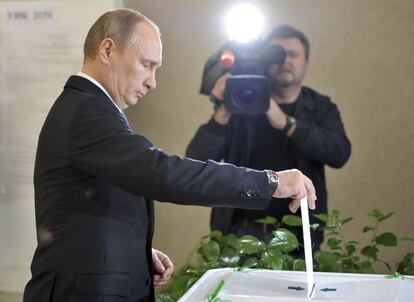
300, 197, 316, 298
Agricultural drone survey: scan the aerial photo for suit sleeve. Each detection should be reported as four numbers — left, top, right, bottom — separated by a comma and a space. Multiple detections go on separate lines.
290, 100, 351, 168
69, 97, 272, 209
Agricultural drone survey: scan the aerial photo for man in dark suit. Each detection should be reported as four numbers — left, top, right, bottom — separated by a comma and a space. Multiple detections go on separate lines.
23, 9, 316, 302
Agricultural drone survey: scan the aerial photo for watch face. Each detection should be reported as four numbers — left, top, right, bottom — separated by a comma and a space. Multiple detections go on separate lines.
266, 170, 279, 184
284, 116, 296, 133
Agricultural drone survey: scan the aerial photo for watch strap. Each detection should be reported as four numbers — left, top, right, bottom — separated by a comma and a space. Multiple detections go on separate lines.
283, 116, 297, 134
265, 170, 279, 194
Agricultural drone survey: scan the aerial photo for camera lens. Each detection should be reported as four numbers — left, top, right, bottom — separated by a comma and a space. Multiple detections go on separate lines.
236, 85, 261, 105
225, 75, 270, 114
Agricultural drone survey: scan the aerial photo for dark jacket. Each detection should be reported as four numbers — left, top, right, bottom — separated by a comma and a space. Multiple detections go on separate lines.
186, 87, 351, 247
23, 76, 276, 302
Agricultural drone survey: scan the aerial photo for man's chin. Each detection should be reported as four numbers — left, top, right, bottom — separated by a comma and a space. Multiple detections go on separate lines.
272, 79, 295, 89
126, 98, 139, 107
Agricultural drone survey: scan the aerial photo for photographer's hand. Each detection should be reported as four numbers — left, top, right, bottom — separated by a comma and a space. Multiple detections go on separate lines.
272, 169, 317, 212
266, 98, 288, 130
212, 73, 231, 125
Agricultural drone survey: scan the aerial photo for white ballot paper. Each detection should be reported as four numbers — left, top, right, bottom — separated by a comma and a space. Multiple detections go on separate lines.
300, 197, 316, 298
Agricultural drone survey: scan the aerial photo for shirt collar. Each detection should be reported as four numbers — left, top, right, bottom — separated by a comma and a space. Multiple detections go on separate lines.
76, 71, 122, 113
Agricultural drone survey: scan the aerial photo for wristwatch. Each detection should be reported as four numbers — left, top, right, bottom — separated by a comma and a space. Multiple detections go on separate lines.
265, 170, 279, 192
283, 116, 297, 134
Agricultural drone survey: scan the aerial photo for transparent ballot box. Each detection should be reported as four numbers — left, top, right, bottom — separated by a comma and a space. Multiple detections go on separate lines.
178, 268, 414, 302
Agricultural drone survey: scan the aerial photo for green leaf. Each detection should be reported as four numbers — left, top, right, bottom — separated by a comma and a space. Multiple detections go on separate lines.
315, 251, 341, 272
202, 230, 223, 241
339, 217, 353, 225
269, 228, 299, 253
282, 215, 302, 226
327, 237, 342, 250
170, 275, 191, 299
220, 247, 240, 266
210, 230, 223, 241
185, 268, 204, 277
384, 262, 392, 271
222, 234, 240, 250
243, 257, 259, 268
375, 232, 398, 247
239, 235, 265, 255
254, 216, 277, 225
200, 241, 220, 262
155, 293, 176, 302
363, 226, 374, 233
396, 253, 414, 275
402, 252, 414, 261
400, 237, 414, 243
293, 259, 306, 271
261, 249, 283, 270
361, 246, 379, 260
378, 212, 394, 222
282, 255, 295, 270
359, 261, 375, 274
368, 209, 383, 220
345, 244, 357, 256
324, 223, 338, 232
310, 223, 321, 231
313, 213, 328, 222
332, 209, 341, 218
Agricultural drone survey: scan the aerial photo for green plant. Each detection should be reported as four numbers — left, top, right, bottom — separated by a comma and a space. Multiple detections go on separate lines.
394, 235, 414, 276
156, 209, 413, 302
156, 215, 304, 301
313, 209, 413, 275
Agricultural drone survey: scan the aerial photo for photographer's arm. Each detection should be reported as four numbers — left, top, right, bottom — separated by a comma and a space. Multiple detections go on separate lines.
266, 97, 350, 168
186, 73, 232, 161
266, 97, 290, 131
186, 117, 228, 161
289, 102, 351, 168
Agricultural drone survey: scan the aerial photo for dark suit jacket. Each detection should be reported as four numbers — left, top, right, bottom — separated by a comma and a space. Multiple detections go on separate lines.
186, 87, 351, 249
23, 76, 275, 302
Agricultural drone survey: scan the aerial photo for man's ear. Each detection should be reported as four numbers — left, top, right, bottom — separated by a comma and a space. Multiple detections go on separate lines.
98, 38, 115, 64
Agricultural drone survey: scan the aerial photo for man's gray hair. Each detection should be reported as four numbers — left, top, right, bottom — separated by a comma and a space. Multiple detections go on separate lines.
83, 8, 160, 63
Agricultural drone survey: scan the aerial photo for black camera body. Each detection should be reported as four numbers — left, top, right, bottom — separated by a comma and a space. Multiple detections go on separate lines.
200, 40, 286, 114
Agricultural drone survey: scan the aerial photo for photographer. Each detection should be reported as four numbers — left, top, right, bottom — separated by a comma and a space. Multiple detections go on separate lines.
186, 25, 351, 252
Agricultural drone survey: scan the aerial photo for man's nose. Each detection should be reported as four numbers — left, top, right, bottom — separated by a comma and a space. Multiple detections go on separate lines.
145, 71, 156, 90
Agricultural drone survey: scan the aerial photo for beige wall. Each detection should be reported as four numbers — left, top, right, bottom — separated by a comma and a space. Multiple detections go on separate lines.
125, 0, 414, 273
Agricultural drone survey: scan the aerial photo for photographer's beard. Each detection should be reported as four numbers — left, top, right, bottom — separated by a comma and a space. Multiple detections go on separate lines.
267, 64, 306, 93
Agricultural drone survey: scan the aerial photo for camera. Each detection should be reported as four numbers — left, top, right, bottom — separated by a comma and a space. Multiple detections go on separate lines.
200, 40, 286, 114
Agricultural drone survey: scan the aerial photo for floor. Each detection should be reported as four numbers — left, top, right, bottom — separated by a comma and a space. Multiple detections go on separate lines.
0, 292, 22, 302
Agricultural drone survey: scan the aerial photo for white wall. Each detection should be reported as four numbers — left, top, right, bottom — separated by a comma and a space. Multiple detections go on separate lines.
0, 0, 120, 292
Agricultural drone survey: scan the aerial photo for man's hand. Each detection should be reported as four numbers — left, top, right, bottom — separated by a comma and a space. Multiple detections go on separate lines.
152, 248, 174, 288
272, 169, 316, 212
266, 98, 288, 130
212, 73, 231, 125
211, 72, 230, 101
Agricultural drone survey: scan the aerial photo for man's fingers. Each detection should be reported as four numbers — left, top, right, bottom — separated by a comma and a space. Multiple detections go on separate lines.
289, 199, 300, 213
154, 258, 165, 273
304, 176, 317, 209
152, 250, 165, 273
159, 253, 174, 276
152, 249, 174, 289
164, 265, 174, 277
153, 271, 171, 288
